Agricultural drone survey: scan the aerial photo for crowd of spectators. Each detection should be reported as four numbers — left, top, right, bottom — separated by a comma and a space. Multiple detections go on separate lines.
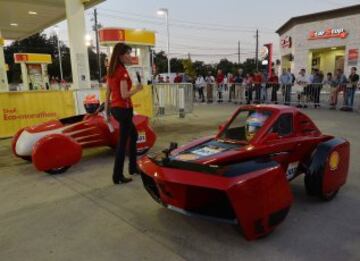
154, 67, 359, 112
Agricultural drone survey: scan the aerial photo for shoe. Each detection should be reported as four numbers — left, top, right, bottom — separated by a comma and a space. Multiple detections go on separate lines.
112, 175, 119, 184
119, 177, 133, 184
129, 169, 140, 176
113, 175, 132, 184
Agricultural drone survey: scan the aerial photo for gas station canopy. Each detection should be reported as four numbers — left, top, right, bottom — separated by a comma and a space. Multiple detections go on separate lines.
0, 0, 104, 40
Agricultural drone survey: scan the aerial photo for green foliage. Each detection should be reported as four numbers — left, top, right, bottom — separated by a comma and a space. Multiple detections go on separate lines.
4, 33, 106, 83
182, 58, 196, 79
153, 51, 261, 77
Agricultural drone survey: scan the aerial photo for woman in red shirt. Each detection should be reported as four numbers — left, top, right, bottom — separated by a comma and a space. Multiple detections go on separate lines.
105, 43, 143, 184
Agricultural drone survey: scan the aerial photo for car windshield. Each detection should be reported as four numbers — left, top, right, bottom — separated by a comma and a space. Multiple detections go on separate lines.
218, 110, 272, 143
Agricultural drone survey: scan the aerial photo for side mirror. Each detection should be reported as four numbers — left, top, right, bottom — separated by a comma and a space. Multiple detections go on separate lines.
266, 132, 279, 142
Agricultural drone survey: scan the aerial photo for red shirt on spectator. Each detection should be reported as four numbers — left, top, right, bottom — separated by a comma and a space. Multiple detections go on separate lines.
107, 65, 133, 109
268, 75, 279, 84
228, 75, 235, 84
174, 74, 183, 83
253, 74, 262, 84
216, 73, 224, 84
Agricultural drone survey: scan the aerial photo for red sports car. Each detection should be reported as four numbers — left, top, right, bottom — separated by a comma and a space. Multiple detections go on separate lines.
12, 101, 156, 174
138, 105, 350, 240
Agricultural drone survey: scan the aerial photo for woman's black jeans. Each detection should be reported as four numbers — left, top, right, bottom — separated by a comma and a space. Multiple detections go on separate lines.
111, 107, 138, 181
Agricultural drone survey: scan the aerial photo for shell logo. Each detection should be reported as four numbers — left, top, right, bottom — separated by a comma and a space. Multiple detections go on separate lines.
118, 30, 125, 41
329, 151, 340, 171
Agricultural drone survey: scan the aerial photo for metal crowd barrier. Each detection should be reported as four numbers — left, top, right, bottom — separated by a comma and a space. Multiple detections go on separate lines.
193, 83, 360, 112
152, 83, 194, 117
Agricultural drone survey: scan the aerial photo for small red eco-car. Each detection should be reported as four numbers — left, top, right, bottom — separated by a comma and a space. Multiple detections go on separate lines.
138, 105, 350, 240
12, 101, 156, 174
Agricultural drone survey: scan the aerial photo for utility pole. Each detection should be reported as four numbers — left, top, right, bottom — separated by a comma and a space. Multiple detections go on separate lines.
94, 8, 101, 84
238, 41, 241, 64
255, 29, 259, 71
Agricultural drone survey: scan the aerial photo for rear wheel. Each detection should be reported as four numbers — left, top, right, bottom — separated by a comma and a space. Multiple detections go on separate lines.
137, 148, 149, 156
45, 166, 70, 175
20, 156, 32, 162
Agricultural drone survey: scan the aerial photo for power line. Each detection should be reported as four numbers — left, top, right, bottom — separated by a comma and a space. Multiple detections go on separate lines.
98, 8, 276, 32
98, 12, 276, 34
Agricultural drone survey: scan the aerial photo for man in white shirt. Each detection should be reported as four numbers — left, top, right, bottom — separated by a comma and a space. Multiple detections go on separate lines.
196, 75, 206, 102
295, 68, 309, 108
205, 71, 215, 103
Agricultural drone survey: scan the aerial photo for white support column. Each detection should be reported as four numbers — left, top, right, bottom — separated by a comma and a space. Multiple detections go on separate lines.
0, 34, 9, 92
65, 0, 91, 89
20, 62, 29, 91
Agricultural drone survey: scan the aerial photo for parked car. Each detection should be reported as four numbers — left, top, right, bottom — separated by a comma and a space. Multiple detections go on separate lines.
138, 105, 350, 240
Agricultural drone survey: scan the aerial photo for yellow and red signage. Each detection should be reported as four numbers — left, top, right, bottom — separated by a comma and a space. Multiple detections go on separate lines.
99, 28, 155, 46
308, 28, 348, 40
14, 53, 52, 64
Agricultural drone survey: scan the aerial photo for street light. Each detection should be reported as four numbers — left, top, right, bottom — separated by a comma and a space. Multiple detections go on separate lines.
54, 26, 63, 82
85, 34, 92, 47
157, 8, 170, 78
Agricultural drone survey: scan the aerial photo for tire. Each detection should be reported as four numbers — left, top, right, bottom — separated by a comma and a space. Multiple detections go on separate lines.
137, 148, 149, 156
45, 166, 70, 175
304, 166, 340, 201
20, 156, 32, 162
320, 189, 339, 201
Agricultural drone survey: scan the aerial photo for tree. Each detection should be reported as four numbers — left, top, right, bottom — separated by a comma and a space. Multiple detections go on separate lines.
170, 57, 184, 73
217, 59, 236, 74
182, 58, 196, 80
153, 51, 168, 74
4, 32, 107, 83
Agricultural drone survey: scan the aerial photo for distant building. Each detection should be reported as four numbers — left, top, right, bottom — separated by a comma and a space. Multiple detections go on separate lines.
277, 4, 360, 75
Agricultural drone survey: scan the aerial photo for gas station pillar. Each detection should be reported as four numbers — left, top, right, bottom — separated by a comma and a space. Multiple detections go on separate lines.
0, 32, 9, 92
65, 0, 91, 89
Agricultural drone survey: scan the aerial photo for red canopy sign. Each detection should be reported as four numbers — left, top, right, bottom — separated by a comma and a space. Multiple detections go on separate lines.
308, 28, 348, 40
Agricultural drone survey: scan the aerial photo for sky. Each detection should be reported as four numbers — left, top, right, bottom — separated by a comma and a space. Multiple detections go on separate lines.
46, 0, 359, 63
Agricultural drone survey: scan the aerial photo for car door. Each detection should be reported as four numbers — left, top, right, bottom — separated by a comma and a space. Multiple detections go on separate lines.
265, 113, 300, 180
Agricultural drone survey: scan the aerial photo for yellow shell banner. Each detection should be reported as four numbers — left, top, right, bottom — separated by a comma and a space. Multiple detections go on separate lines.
0, 91, 75, 138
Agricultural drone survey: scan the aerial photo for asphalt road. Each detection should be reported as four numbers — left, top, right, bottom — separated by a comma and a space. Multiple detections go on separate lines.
0, 103, 359, 261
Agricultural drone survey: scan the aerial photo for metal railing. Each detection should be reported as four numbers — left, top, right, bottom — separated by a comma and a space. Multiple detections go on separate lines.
152, 83, 194, 117
193, 83, 360, 112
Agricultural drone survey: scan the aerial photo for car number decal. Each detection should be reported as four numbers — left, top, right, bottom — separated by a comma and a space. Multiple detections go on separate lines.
286, 161, 299, 180
137, 132, 146, 144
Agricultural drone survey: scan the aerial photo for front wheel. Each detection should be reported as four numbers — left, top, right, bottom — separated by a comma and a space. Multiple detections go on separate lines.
304, 174, 339, 201
45, 166, 70, 175
321, 189, 339, 201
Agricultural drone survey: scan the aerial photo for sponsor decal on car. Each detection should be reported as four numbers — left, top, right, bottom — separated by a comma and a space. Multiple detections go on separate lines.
329, 151, 340, 171
175, 154, 200, 161
191, 146, 226, 157
286, 161, 299, 180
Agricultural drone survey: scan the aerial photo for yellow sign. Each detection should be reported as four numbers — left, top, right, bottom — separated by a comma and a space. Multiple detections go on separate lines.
124, 29, 155, 46
14, 53, 52, 64
329, 151, 340, 171
0, 91, 75, 138
0, 37, 4, 47
100, 85, 153, 117
99, 28, 155, 46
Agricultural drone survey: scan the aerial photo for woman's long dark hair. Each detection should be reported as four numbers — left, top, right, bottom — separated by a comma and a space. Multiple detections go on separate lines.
107, 43, 132, 77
